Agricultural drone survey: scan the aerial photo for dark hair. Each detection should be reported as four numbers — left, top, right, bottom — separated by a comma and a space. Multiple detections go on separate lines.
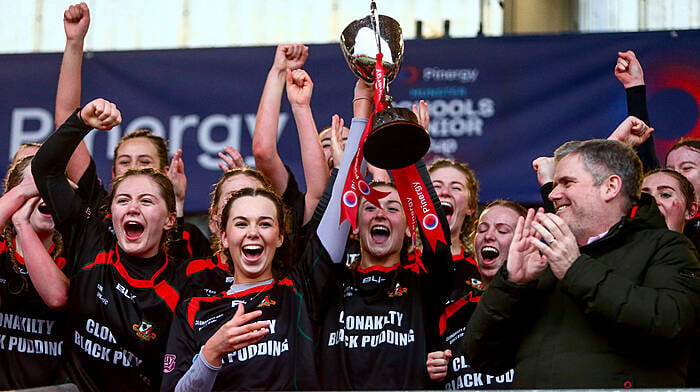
219, 187, 292, 280
107, 168, 176, 254
3, 155, 64, 287
208, 169, 274, 253
665, 138, 700, 165
554, 139, 642, 211
644, 168, 697, 213
112, 130, 169, 173
428, 158, 479, 253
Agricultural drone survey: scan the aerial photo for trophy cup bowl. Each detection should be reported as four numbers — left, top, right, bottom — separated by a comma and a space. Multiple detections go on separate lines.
340, 14, 404, 84
364, 107, 430, 170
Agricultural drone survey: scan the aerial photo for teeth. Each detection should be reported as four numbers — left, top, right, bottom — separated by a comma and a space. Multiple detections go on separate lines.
556, 205, 569, 212
371, 225, 390, 235
243, 245, 263, 251
441, 201, 454, 215
481, 246, 499, 260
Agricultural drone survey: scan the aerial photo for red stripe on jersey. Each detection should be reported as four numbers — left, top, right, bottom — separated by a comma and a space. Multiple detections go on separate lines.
0, 239, 6, 252
357, 263, 400, 273
186, 257, 215, 276
12, 237, 60, 267
83, 248, 170, 288
83, 250, 115, 270
182, 230, 193, 258
188, 296, 220, 328
186, 253, 227, 276
154, 281, 179, 312
56, 256, 66, 270
277, 278, 293, 287
438, 290, 481, 335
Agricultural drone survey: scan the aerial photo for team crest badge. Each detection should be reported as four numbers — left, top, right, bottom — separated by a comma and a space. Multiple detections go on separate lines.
133, 320, 157, 341
388, 283, 407, 298
258, 295, 276, 308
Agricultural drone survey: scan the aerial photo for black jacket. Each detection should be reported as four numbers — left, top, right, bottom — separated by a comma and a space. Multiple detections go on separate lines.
465, 193, 700, 388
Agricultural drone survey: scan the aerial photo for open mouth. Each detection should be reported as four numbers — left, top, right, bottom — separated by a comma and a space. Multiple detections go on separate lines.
37, 202, 51, 215
242, 244, 264, 261
480, 246, 500, 265
124, 221, 145, 241
556, 205, 569, 214
441, 201, 454, 222
370, 225, 390, 244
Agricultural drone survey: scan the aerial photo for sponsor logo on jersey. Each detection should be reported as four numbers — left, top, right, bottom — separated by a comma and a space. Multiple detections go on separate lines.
163, 354, 176, 373
132, 320, 157, 341
388, 283, 407, 298
257, 295, 276, 308
467, 277, 484, 291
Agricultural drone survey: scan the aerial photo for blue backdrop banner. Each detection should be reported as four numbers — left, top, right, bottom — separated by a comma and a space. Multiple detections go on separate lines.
1, 30, 699, 212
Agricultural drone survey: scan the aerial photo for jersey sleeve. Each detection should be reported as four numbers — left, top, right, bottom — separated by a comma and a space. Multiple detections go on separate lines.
316, 117, 367, 263
32, 109, 94, 230
626, 85, 659, 172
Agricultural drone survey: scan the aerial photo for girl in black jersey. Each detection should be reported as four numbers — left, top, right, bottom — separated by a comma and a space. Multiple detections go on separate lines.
0, 155, 68, 389
55, 3, 209, 260
424, 159, 483, 388
32, 98, 185, 391
427, 200, 525, 389
163, 187, 324, 391
310, 82, 453, 389
179, 168, 274, 301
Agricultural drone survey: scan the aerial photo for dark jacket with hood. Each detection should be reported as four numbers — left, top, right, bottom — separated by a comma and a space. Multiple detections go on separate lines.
465, 193, 700, 388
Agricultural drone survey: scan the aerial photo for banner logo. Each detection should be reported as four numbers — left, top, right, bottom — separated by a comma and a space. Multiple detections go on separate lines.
342, 190, 358, 208
422, 214, 439, 231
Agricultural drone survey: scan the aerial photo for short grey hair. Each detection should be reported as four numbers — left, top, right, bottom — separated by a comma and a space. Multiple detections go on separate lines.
554, 139, 642, 208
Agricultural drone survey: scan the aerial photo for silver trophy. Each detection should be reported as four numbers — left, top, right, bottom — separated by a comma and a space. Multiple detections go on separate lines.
340, 1, 430, 170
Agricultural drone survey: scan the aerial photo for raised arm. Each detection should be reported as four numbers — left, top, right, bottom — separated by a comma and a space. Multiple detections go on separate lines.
252, 44, 309, 195
33, 99, 121, 225
11, 197, 69, 310
615, 50, 658, 171
285, 69, 329, 224
55, 2, 93, 183
316, 80, 373, 263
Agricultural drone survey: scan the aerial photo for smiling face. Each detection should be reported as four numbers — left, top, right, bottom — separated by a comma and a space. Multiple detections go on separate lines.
474, 205, 520, 282
221, 195, 283, 283
319, 126, 349, 169
642, 171, 696, 232
666, 146, 700, 203
356, 185, 408, 265
110, 175, 175, 258
431, 166, 475, 241
113, 137, 163, 177
549, 154, 608, 244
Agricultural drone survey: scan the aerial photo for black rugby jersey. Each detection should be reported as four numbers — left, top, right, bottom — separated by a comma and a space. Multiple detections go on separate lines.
162, 230, 338, 390
437, 252, 513, 390
162, 278, 317, 391
0, 238, 67, 389
178, 253, 233, 302
313, 160, 454, 390
33, 111, 185, 391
